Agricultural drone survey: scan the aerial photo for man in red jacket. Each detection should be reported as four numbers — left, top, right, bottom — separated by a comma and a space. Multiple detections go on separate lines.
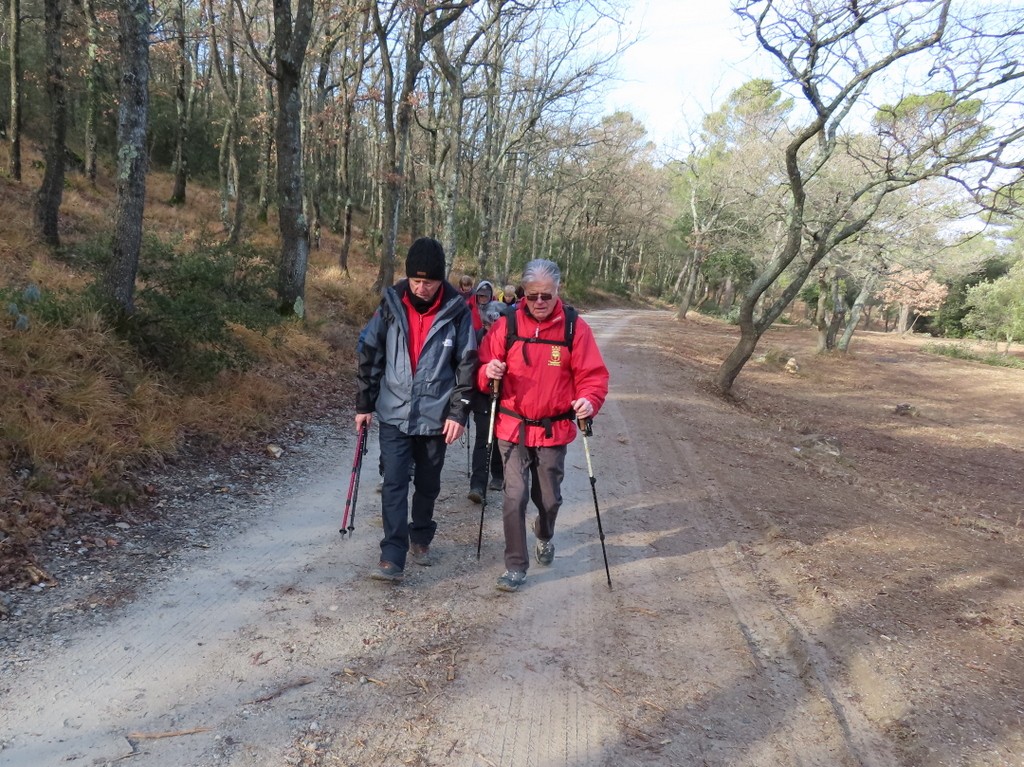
477, 259, 609, 592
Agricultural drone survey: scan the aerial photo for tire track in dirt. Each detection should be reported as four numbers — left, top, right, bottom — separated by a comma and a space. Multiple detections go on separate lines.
590, 309, 897, 767
0, 433, 387, 765
1, 309, 904, 767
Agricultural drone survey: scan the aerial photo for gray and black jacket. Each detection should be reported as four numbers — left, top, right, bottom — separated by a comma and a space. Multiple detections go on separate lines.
356, 280, 477, 435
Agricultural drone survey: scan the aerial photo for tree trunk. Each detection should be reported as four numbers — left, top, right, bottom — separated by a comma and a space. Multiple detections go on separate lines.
721, 276, 735, 311
105, 0, 150, 315
272, 0, 313, 313
897, 303, 911, 334
838, 275, 875, 352
331, 7, 367, 270
825, 276, 845, 349
83, 0, 100, 185
502, 154, 531, 281
335, 2, 371, 274
371, 4, 401, 291
169, 0, 189, 204
257, 73, 274, 223
815, 270, 829, 353
208, 0, 243, 243
677, 243, 703, 320
8, 0, 22, 180
35, 0, 66, 247
373, 2, 470, 290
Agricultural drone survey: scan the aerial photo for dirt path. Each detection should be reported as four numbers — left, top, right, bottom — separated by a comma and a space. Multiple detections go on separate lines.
2, 309, 1021, 766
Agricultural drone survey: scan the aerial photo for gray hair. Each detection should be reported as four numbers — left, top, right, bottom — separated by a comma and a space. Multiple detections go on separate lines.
521, 259, 561, 288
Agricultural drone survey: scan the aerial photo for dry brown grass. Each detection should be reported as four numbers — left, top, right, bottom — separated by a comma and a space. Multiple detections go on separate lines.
0, 317, 172, 472
1, 151, 369, 571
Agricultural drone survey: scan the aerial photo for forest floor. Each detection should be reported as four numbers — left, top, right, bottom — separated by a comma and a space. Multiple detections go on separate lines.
1, 309, 1022, 767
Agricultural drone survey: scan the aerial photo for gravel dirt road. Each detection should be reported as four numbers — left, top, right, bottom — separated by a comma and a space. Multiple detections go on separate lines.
2, 309, 1021, 767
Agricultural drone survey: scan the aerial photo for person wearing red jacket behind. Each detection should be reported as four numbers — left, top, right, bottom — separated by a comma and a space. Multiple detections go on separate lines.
477, 259, 609, 593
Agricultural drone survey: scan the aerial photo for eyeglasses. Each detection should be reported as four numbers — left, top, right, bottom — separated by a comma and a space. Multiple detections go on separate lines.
524, 292, 553, 302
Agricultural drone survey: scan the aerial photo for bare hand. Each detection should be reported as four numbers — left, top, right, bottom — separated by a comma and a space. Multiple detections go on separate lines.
355, 413, 373, 432
442, 419, 465, 445
571, 397, 593, 420
485, 360, 508, 380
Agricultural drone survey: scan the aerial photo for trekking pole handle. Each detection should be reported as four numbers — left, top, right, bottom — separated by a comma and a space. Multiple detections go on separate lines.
577, 417, 593, 437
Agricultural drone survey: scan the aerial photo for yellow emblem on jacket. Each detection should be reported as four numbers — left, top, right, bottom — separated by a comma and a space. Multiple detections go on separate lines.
548, 346, 562, 366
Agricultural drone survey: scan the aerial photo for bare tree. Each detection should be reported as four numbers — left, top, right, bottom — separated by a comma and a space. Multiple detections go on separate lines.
81, 0, 102, 185
7, 0, 21, 180
169, 0, 192, 204
715, 0, 1024, 393
207, 0, 245, 243
236, 0, 313, 312
334, 0, 372, 273
426, 0, 503, 273
371, 0, 472, 291
104, 0, 150, 315
35, 0, 67, 247
673, 80, 792, 318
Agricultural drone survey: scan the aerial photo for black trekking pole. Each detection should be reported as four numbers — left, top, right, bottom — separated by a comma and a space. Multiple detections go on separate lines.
340, 423, 368, 537
578, 418, 612, 588
465, 422, 471, 478
476, 379, 501, 559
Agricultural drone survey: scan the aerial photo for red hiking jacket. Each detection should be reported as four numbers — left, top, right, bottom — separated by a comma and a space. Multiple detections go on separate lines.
476, 300, 609, 447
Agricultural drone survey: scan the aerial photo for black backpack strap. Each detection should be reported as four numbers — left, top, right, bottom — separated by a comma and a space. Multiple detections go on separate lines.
505, 309, 518, 351
505, 304, 577, 365
563, 304, 577, 350
498, 405, 576, 443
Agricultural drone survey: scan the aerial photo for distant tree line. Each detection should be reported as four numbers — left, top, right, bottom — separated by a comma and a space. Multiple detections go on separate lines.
4, 0, 1024, 392
3, 0, 676, 314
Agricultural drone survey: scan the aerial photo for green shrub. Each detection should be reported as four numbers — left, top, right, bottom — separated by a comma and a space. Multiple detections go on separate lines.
924, 342, 1024, 369
115, 237, 282, 381
0, 282, 97, 330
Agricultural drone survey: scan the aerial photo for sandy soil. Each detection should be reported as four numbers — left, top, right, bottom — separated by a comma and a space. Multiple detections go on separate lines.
1, 309, 1022, 766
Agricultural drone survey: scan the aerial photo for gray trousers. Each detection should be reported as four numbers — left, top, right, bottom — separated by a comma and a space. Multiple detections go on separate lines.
497, 439, 566, 572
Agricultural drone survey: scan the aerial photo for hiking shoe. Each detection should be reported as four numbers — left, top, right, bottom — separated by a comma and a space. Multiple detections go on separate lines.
409, 543, 433, 567
467, 486, 484, 504
535, 539, 555, 566
488, 476, 503, 491
375, 478, 383, 494
369, 560, 403, 582
495, 570, 527, 592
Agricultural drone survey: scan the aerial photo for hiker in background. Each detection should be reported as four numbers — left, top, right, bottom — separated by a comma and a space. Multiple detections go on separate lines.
501, 284, 518, 312
474, 280, 496, 320
457, 275, 483, 330
477, 259, 609, 593
356, 238, 477, 582
468, 300, 507, 503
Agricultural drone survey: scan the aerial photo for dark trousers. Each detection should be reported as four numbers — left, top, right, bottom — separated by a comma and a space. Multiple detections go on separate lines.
471, 408, 504, 491
378, 422, 447, 568
498, 440, 566, 572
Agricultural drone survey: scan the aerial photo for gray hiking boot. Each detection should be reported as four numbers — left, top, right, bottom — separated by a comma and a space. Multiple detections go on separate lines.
370, 560, 404, 582
535, 539, 555, 566
488, 475, 503, 491
495, 570, 527, 592
409, 543, 433, 567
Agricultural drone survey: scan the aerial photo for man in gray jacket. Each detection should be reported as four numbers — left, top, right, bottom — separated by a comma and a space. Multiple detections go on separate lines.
355, 238, 477, 581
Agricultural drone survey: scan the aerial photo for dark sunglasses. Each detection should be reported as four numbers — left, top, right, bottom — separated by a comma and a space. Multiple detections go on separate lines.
524, 292, 553, 302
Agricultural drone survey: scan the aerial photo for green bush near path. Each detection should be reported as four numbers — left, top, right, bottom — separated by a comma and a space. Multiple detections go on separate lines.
924, 342, 1024, 370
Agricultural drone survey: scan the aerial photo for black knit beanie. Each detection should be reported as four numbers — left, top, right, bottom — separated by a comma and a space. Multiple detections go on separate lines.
405, 237, 446, 281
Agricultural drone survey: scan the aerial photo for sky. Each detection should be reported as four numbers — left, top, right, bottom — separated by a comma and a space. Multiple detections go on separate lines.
601, 0, 774, 153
